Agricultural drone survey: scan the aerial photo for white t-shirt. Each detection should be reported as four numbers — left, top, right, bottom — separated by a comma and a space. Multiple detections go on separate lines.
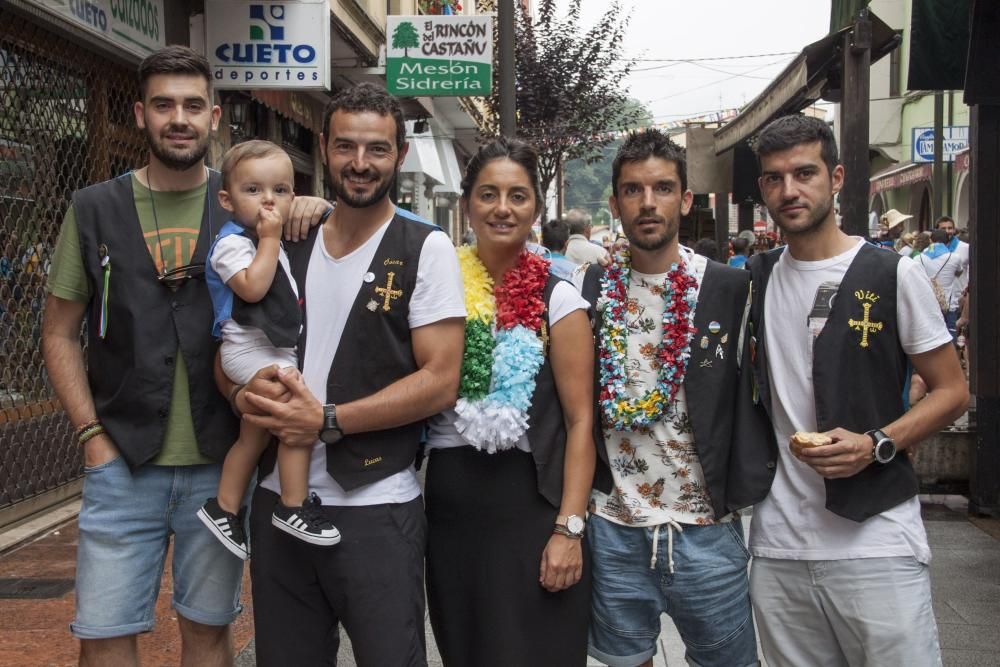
210, 233, 299, 348
425, 280, 589, 452
917, 244, 967, 311
260, 218, 466, 506
749, 239, 952, 564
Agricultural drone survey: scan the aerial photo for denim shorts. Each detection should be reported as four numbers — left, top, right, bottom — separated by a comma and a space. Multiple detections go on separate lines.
71, 457, 245, 639
587, 515, 758, 667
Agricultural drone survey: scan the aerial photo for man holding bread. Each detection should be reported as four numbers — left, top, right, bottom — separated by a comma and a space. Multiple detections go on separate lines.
745, 114, 969, 666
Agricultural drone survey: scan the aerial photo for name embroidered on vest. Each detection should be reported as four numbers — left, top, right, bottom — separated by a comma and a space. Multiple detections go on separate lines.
73, 172, 238, 467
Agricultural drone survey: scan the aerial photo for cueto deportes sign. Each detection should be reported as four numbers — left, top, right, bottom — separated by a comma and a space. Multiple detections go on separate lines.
205, 0, 330, 90
386, 15, 493, 97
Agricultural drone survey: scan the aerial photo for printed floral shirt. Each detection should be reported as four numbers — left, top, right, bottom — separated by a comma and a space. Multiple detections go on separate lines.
591, 250, 718, 527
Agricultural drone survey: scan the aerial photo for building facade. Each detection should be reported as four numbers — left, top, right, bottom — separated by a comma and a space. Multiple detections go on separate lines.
0, 0, 481, 526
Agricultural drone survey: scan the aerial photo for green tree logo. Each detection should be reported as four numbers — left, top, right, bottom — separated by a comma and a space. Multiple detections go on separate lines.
392, 21, 419, 58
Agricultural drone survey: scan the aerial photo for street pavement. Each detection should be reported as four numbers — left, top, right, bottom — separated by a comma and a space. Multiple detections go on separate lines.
0, 496, 997, 666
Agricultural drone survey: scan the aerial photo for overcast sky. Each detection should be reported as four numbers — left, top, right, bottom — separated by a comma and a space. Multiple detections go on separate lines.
561, 0, 833, 125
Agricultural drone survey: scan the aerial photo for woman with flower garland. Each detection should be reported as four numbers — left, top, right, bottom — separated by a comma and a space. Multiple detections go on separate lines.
424, 138, 596, 666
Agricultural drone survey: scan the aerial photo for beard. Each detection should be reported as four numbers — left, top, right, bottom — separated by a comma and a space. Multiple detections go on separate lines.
144, 123, 209, 171
330, 167, 396, 209
624, 215, 679, 252
771, 197, 832, 237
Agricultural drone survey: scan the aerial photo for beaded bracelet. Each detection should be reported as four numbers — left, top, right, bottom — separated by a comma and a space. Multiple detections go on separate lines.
77, 423, 106, 446
73, 419, 100, 440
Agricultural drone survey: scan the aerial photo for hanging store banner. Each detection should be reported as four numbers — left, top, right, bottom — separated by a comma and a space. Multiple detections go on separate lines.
386, 15, 492, 97
25, 0, 165, 58
205, 0, 330, 90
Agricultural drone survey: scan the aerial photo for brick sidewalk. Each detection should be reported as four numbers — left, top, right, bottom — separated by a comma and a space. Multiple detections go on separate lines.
3, 499, 999, 666
0, 521, 255, 667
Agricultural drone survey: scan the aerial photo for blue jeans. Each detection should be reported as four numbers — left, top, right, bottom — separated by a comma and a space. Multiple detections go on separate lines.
588, 515, 758, 667
72, 458, 245, 639
944, 308, 960, 342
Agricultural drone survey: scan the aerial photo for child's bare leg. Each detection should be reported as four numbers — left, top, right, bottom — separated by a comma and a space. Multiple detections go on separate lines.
217, 423, 272, 513
277, 443, 312, 508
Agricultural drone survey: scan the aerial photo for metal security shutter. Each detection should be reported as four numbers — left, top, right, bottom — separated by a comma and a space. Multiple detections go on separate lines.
0, 8, 145, 522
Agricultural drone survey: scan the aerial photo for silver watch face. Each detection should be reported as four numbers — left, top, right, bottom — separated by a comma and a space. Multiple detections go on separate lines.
875, 438, 896, 463
566, 515, 586, 535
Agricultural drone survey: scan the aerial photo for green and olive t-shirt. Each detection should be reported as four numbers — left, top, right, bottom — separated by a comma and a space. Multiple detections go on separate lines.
48, 174, 212, 465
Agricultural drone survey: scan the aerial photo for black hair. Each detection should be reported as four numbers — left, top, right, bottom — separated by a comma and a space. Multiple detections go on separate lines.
936, 215, 955, 227
322, 82, 406, 153
611, 129, 687, 198
541, 219, 570, 253
731, 236, 750, 255
693, 238, 719, 262
930, 229, 949, 244
753, 114, 839, 176
460, 137, 543, 207
138, 45, 212, 100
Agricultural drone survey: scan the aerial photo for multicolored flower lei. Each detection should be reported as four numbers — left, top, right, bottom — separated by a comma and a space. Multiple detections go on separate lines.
598, 247, 698, 430
455, 245, 548, 452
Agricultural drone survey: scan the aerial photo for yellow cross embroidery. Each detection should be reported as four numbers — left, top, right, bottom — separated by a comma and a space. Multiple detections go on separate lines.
375, 271, 403, 312
848, 302, 883, 348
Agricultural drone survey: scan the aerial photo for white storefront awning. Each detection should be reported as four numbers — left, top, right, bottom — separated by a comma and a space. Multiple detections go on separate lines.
433, 138, 463, 195
401, 121, 445, 186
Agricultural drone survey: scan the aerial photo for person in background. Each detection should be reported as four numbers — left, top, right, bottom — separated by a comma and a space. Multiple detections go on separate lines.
693, 237, 719, 262
728, 236, 751, 268
541, 218, 578, 280
920, 228, 966, 341
565, 208, 609, 265
897, 230, 918, 258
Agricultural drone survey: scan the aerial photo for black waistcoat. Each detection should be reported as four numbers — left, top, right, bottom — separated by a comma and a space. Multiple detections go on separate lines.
225, 228, 302, 349
525, 276, 574, 509
73, 172, 238, 467
747, 244, 917, 522
260, 215, 434, 489
580, 260, 777, 520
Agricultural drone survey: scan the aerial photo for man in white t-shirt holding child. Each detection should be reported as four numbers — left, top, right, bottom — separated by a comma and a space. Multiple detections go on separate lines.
746, 114, 969, 667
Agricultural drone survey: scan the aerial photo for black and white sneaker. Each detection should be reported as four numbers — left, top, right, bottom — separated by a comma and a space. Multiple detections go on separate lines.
271, 492, 341, 546
197, 498, 249, 560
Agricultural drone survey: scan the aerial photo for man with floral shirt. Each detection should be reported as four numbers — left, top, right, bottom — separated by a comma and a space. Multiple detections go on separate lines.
578, 129, 775, 667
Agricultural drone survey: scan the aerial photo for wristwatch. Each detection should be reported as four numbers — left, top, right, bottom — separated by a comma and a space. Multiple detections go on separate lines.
319, 404, 343, 444
553, 514, 586, 539
866, 429, 897, 464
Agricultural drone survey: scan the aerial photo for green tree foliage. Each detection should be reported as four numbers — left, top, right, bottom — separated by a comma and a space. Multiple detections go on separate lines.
392, 21, 420, 57
477, 0, 642, 217
564, 98, 653, 226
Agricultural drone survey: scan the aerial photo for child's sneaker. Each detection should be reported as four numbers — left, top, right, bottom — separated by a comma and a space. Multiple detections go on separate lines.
271, 492, 341, 546
197, 498, 249, 560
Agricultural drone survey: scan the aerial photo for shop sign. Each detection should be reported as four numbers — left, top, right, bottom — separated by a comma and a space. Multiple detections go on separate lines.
869, 163, 932, 196
911, 126, 969, 163
386, 15, 492, 97
26, 0, 165, 58
206, 0, 330, 90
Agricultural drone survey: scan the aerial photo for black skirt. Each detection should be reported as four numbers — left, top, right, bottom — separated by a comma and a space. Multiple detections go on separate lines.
425, 446, 591, 667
